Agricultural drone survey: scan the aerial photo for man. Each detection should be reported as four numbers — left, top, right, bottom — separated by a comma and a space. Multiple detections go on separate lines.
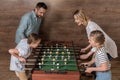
15, 2, 47, 44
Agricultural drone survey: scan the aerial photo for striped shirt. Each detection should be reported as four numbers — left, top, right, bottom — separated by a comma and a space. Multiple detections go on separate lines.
94, 47, 111, 70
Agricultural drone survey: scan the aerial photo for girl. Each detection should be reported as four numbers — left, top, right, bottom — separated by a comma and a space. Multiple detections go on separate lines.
73, 9, 118, 59
84, 30, 111, 80
9, 33, 41, 80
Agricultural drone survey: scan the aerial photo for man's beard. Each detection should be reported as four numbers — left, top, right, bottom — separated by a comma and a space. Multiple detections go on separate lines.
36, 15, 43, 18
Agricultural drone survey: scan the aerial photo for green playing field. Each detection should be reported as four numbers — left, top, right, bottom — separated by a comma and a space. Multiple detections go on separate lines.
38, 47, 78, 71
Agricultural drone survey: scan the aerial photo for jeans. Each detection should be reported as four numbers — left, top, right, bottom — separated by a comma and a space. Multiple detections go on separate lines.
96, 70, 111, 80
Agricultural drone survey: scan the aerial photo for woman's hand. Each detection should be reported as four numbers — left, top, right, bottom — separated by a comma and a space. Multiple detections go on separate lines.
80, 48, 87, 53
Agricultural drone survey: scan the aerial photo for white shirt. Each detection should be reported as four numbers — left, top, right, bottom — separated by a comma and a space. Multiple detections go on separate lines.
10, 39, 32, 71
86, 20, 118, 58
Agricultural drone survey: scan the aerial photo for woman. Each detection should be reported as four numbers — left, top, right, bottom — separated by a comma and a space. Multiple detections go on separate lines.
73, 9, 118, 59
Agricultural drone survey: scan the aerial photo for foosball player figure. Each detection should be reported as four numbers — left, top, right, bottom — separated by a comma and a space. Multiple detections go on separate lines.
67, 52, 71, 60
61, 52, 64, 60
47, 48, 50, 52
63, 45, 67, 51
64, 58, 67, 70
63, 45, 67, 49
56, 51, 59, 55
52, 58, 56, 65
50, 45, 53, 50
49, 55, 52, 59
49, 51, 52, 55
43, 51, 46, 55
57, 49, 59, 51
55, 52, 59, 59
41, 58, 44, 64
56, 63, 60, 69
56, 43, 58, 48
39, 62, 42, 69
64, 58, 67, 65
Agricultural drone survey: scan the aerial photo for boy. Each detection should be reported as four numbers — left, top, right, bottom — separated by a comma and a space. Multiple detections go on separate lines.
83, 30, 111, 80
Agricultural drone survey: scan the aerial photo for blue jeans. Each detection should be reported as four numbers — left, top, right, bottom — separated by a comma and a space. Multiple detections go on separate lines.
96, 70, 111, 80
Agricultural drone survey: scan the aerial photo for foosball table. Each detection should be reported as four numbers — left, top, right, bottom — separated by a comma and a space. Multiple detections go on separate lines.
26, 41, 94, 80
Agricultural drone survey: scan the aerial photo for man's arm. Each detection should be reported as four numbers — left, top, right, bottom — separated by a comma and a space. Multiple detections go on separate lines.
15, 16, 29, 43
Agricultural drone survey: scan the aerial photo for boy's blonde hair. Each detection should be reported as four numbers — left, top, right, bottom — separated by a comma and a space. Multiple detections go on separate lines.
27, 33, 41, 44
90, 30, 105, 45
73, 9, 89, 22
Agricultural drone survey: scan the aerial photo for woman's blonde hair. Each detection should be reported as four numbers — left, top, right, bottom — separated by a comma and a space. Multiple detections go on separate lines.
90, 30, 105, 45
73, 9, 89, 22
27, 33, 41, 44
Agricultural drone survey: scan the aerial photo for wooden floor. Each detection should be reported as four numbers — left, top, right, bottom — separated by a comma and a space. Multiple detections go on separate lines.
0, 51, 120, 80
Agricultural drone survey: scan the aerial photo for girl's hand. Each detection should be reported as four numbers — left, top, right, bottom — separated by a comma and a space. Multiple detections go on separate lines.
18, 57, 26, 62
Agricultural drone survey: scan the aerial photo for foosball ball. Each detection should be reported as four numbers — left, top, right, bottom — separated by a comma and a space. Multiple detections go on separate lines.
26, 41, 94, 80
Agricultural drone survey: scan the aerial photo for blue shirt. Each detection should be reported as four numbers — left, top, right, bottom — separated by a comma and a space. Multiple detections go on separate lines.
15, 10, 41, 43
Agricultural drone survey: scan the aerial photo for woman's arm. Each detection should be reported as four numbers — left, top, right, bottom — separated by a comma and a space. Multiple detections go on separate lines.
81, 44, 92, 53
80, 51, 94, 59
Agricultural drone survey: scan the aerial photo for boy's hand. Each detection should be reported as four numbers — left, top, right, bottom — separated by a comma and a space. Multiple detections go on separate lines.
80, 54, 89, 59
85, 67, 93, 73
18, 57, 26, 62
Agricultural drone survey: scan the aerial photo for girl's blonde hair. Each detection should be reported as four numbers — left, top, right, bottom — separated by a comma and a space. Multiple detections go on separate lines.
27, 33, 41, 44
90, 30, 105, 45
73, 9, 89, 22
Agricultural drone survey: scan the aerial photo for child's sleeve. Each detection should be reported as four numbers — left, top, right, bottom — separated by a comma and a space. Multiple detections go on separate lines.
15, 39, 28, 57
17, 47, 28, 57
